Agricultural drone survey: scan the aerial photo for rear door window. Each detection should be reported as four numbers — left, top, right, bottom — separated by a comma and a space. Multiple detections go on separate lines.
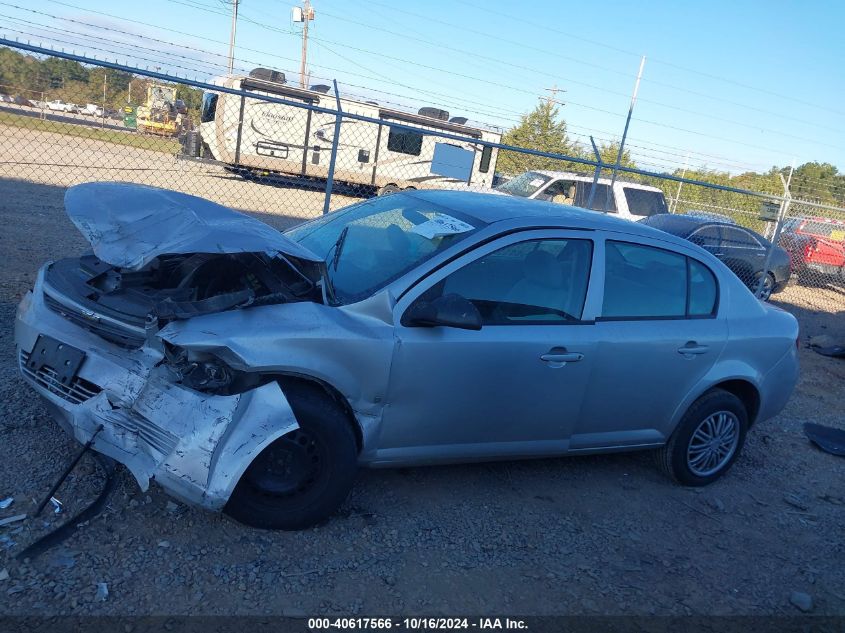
689, 226, 722, 249
623, 188, 668, 217
721, 227, 763, 249
602, 241, 718, 319
575, 183, 616, 212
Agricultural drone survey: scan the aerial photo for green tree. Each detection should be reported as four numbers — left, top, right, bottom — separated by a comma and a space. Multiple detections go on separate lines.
496, 100, 581, 175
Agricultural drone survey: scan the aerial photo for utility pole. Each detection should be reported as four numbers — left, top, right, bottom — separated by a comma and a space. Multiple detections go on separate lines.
295, 0, 315, 89
604, 55, 645, 212
227, 0, 239, 75
101, 71, 107, 129
541, 84, 566, 107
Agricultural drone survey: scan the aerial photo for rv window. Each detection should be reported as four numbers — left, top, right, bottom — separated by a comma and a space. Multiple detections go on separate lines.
479, 145, 493, 173
200, 92, 218, 123
387, 127, 423, 156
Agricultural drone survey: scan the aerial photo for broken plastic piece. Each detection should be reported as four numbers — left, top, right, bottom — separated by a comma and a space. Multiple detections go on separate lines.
50, 497, 63, 515
0, 498, 12, 510
804, 422, 845, 456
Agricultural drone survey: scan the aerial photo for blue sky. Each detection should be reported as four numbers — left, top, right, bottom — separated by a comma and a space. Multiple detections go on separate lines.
4, 0, 844, 175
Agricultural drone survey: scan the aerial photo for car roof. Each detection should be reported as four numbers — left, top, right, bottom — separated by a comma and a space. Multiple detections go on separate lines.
403, 189, 678, 241
644, 213, 768, 238
531, 170, 663, 192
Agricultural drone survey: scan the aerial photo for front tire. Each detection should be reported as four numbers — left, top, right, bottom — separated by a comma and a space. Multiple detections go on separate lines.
224, 382, 358, 530
656, 389, 748, 486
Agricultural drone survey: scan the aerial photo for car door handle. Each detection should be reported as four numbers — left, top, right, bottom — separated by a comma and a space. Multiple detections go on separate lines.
540, 349, 584, 367
677, 342, 709, 356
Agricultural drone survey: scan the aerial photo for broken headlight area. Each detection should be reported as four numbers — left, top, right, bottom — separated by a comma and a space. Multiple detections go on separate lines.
43, 251, 324, 348
161, 342, 259, 395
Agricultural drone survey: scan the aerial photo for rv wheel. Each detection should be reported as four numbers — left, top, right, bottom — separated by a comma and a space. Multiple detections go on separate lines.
377, 184, 400, 196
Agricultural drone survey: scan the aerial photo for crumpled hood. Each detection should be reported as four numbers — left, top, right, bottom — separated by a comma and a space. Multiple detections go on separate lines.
64, 182, 322, 270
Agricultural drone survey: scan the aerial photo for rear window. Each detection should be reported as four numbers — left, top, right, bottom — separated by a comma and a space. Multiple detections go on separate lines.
623, 188, 668, 217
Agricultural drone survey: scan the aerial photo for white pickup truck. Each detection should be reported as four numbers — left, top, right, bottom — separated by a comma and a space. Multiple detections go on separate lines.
491, 170, 669, 222
45, 100, 81, 114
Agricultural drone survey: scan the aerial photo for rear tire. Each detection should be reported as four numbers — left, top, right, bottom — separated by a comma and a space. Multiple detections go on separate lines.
224, 382, 358, 530
377, 183, 400, 196
752, 271, 776, 301
655, 389, 748, 486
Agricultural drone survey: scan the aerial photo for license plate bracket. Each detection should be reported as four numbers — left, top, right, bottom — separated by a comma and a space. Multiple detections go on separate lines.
27, 335, 85, 385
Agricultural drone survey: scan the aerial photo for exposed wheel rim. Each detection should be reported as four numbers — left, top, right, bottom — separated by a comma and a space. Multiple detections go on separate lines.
246, 429, 325, 498
686, 410, 740, 477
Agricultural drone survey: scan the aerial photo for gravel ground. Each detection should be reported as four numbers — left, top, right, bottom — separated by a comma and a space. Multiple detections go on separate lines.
0, 123, 844, 617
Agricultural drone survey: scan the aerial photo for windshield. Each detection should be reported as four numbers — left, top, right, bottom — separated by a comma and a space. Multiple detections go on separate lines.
286, 194, 483, 304
494, 171, 551, 197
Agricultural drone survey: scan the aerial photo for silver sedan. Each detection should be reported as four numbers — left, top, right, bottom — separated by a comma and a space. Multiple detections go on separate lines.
15, 184, 799, 529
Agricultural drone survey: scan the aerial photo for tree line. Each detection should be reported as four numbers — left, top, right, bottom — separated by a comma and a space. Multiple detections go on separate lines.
497, 101, 845, 222
0, 47, 203, 119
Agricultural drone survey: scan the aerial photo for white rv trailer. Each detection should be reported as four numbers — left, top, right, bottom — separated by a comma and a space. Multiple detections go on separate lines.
194, 69, 501, 193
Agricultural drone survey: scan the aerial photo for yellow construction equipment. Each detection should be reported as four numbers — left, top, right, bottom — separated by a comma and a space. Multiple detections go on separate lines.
135, 84, 188, 137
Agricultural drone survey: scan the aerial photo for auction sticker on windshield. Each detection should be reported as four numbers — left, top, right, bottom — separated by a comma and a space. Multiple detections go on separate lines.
411, 213, 475, 239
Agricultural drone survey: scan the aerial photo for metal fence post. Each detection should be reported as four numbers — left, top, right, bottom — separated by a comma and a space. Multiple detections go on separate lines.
755, 173, 792, 299
322, 79, 342, 216
585, 136, 602, 210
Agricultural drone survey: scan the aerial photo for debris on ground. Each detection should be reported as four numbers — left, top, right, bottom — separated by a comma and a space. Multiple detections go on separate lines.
813, 345, 845, 358
783, 493, 810, 511
0, 514, 26, 527
95, 582, 109, 602
789, 591, 813, 613
50, 497, 63, 514
0, 498, 12, 509
0, 569, 8, 581
808, 334, 836, 348
804, 423, 845, 456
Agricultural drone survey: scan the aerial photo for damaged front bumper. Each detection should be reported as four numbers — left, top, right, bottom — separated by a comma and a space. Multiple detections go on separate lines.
14, 267, 299, 510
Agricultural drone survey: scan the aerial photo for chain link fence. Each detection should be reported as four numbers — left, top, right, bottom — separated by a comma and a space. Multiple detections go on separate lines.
2, 41, 845, 323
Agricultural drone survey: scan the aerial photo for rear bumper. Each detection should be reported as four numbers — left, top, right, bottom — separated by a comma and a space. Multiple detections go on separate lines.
14, 268, 298, 510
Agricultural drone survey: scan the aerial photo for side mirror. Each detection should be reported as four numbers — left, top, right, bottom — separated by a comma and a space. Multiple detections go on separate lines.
403, 293, 482, 330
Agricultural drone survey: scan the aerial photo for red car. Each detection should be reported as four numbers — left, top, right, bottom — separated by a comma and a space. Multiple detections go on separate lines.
781, 216, 845, 281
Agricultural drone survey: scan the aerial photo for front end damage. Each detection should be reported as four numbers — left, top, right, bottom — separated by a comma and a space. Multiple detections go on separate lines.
16, 269, 302, 509
12, 182, 337, 509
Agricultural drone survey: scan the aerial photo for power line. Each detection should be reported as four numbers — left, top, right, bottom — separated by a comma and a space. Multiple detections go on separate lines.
451, 0, 845, 118
318, 2, 845, 140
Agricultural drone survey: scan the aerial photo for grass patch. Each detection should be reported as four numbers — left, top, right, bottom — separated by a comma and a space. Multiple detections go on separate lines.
0, 110, 179, 154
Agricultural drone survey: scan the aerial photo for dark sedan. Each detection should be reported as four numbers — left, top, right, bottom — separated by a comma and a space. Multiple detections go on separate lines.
642, 214, 791, 300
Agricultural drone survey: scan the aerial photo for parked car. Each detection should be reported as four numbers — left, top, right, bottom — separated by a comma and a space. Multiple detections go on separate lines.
12, 95, 33, 107
15, 184, 799, 529
0, 94, 12, 103
492, 170, 669, 221
82, 103, 106, 117
642, 214, 791, 300
779, 216, 845, 282
46, 99, 76, 113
